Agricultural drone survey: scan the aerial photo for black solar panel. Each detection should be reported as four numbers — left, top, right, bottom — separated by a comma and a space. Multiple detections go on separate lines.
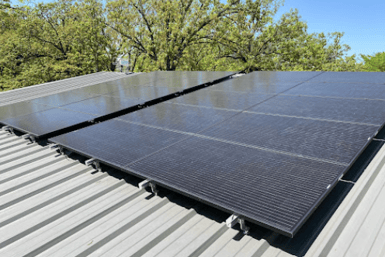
50, 119, 188, 167
249, 95, 385, 125
125, 136, 347, 236
60, 95, 144, 116
0, 71, 233, 137
199, 112, 379, 165
285, 82, 385, 100
306, 71, 385, 84
241, 71, 324, 83
208, 79, 300, 94
2, 108, 95, 137
0, 101, 53, 121
116, 102, 236, 133
104, 86, 175, 102
169, 88, 272, 110
30, 90, 97, 107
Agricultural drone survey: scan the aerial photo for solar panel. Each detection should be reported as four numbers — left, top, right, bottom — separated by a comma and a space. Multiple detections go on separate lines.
306, 71, 385, 84
116, 102, 236, 133
51, 128, 346, 236
49, 71, 385, 237
50, 119, 188, 167
60, 95, 144, 116
208, 79, 299, 94
30, 90, 98, 107
239, 71, 323, 83
169, 88, 272, 110
103, 71, 234, 99
3, 108, 95, 137
125, 136, 347, 236
199, 112, 378, 165
0, 71, 233, 137
249, 95, 385, 125
104, 86, 176, 102
0, 101, 53, 121
285, 82, 385, 100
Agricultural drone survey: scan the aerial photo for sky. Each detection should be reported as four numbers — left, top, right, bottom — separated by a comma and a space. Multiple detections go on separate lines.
12, 0, 385, 62
274, 0, 385, 61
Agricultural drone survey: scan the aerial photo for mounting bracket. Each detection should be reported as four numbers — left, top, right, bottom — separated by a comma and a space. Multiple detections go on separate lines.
22, 134, 36, 143
231, 73, 245, 78
85, 158, 101, 172
226, 214, 250, 235
2, 126, 14, 134
50, 144, 64, 155
139, 179, 159, 195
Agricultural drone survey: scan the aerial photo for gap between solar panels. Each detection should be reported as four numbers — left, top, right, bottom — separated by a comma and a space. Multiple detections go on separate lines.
0, 71, 236, 140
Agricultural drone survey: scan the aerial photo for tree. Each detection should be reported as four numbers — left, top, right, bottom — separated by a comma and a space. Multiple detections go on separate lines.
106, 0, 240, 71
0, 0, 368, 91
0, 0, 118, 90
213, 0, 356, 72
361, 52, 385, 72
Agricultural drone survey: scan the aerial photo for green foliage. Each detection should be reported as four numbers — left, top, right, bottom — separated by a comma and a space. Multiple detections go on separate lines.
106, 0, 241, 71
361, 52, 385, 72
0, 0, 373, 91
0, 0, 121, 91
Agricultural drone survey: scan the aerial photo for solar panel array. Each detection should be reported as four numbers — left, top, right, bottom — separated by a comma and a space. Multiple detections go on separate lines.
0, 71, 233, 138
50, 71, 385, 236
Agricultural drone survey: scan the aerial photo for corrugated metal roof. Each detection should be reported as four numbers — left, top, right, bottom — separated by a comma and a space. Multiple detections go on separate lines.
0, 72, 130, 107
307, 140, 385, 257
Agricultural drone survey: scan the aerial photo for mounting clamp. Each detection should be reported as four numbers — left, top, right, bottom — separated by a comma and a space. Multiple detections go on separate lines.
22, 134, 36, 143
50, 144, 64, 155
2, 126, 14, 134
231, 73, 245, 78
139, 179, 159, 195
85, 158, 101, 171
226, 214, 250, 235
